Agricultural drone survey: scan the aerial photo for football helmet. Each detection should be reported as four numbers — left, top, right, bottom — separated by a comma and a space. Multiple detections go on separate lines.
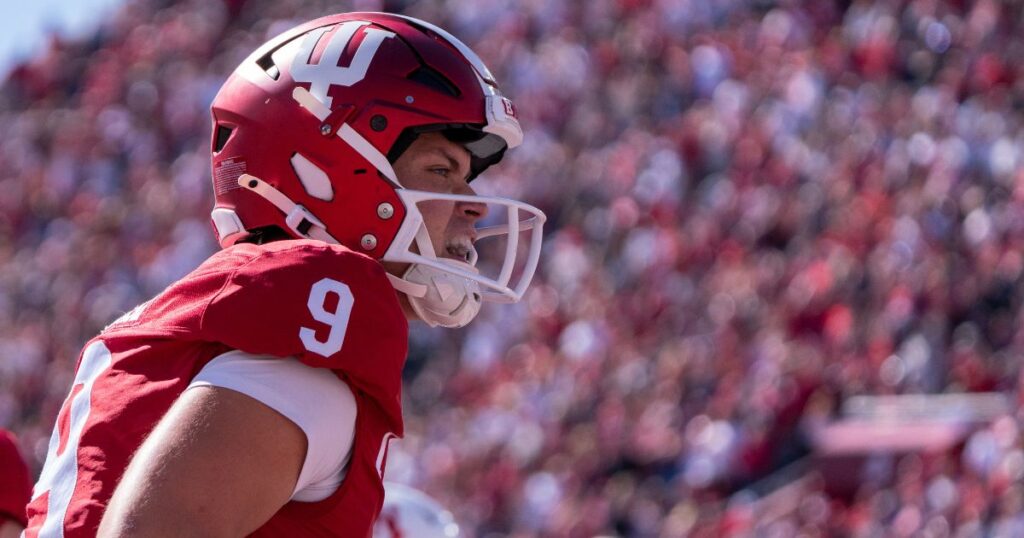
209, 12, 545, 327
373, 482, 460, 538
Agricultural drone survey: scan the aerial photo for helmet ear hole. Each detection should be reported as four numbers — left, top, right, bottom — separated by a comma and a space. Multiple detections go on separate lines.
213, 125, 234, 153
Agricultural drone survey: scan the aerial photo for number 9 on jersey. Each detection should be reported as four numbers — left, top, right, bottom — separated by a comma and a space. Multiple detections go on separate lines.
300, 278, 354, 357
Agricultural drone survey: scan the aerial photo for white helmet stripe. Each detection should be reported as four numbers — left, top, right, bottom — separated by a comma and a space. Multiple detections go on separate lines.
237, 173, 339, 244
385, 13, 497, 85
381, 14, 523, 149
292, 86, 330, 121
337, 123, 399, 185
292, 86, 400, 185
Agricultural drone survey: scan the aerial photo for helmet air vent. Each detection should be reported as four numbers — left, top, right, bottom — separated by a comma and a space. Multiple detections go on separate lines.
407, 66, 460, 97
255, 53, 281, 81
213, 125, 234, 153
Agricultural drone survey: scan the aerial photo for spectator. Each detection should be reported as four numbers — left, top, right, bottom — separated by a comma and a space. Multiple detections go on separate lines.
2, 0, 1024, 534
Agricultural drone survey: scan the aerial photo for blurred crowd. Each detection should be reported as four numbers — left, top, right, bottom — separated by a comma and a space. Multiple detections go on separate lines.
1, 0, 1023, 536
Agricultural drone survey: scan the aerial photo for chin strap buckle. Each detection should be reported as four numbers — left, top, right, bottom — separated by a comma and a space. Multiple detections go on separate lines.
284, 203, 325, 238
239, 173, 339, 244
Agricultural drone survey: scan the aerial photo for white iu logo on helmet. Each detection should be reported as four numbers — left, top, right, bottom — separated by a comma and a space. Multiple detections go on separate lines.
291, 21, 396, 108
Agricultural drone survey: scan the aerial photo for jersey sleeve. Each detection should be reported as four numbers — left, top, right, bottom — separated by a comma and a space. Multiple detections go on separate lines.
0, 429, 31, 527
187, 350, 357, 502
198, 242, 408, 421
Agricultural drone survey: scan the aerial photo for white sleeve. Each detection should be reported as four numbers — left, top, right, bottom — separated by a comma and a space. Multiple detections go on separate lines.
186, 350, 356, 502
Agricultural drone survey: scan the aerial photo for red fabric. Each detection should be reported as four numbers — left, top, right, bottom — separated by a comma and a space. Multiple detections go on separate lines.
254, 397, 398, 538
24, 240, 407, 537
0, 429, 31, 527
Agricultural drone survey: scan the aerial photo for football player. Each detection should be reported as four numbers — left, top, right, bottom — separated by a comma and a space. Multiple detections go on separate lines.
0, 429, 30, 538
24, 12, 544, 537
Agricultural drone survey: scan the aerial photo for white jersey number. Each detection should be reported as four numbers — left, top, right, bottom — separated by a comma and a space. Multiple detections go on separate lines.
32, 340, 113, 537
291, 21, 395, 108
300, 278, 355, 357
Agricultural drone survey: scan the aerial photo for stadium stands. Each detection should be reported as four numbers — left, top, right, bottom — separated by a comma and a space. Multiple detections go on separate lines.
2, 0, 1023, 535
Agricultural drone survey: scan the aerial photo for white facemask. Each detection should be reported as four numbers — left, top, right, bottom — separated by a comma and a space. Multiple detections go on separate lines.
383, 189, 545, 328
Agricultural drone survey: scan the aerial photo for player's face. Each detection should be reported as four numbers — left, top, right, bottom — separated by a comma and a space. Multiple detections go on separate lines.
390, 132, 487, 263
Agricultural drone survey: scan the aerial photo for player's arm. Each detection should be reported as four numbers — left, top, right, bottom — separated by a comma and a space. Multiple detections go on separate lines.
98, 385, 306, 537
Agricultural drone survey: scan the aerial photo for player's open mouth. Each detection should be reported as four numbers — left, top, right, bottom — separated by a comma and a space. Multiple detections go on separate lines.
445, 237, 475, 263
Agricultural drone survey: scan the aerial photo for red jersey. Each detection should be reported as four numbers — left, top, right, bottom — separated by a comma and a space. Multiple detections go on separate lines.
24, 240, 408, 537
0, 429, 31, 527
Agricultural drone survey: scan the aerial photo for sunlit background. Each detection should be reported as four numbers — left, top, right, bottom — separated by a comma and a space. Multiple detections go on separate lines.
2, 1, 1024, 536
0, 0, 127, 79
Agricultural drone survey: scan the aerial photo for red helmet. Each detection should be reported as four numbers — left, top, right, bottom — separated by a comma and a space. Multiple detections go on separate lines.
209, 13, 544, 327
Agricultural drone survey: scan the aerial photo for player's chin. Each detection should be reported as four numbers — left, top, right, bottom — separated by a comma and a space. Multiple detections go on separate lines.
382, 260, 412, 278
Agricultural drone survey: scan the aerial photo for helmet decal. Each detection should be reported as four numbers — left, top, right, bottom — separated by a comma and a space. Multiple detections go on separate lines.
291, 21, 396, 108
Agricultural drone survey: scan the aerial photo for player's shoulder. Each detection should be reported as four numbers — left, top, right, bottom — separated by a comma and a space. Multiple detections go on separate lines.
197, 239, 407, 373
209, 240, 387, 281
106, 240, 395, 335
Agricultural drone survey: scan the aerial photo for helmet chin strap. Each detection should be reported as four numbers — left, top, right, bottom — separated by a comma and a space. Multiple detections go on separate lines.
386, 273, 428, 297
385, 225, 484, 328
238, 174, 339, 243
399, 260, 483, 328
387, 266, 483, 328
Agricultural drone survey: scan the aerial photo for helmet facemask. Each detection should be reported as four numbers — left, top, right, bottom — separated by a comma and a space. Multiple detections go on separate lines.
383, 189, 545, 327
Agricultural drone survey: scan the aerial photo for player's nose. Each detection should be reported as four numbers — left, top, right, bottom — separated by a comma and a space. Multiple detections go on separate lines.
454, 184, 488, 222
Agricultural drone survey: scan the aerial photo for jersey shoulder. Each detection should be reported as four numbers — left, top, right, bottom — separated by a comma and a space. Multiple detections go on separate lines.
100, 244, 268, 334
105, 240, 399, 335
198, 241, 408, 420
199, 240, 408, 365
172, 239, 388, 292
200, 240, 402, 326
222, 240, 393, 292
101, 240, 408, 421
